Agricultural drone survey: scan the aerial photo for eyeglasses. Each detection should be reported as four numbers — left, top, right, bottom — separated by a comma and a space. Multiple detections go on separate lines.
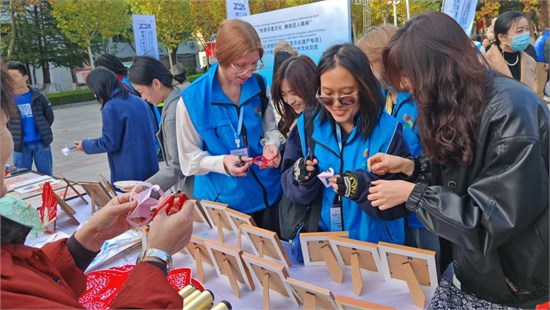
231, 60, 264, 76
315, 93, 357, 106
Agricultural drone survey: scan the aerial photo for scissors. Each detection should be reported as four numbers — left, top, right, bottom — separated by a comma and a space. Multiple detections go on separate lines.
251, 155, 275, 167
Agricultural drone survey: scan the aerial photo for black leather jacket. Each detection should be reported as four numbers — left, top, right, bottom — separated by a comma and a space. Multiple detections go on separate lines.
407, 76, 549, 308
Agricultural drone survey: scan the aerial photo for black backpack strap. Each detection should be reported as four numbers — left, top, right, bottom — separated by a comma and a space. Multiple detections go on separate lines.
254, 73, 269, 116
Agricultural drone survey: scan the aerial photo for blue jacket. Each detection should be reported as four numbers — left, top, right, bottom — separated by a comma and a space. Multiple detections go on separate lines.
182, 63, 282, 214
382, 88, 424, 228
534, 31, 550, 63
82, 90, 159, 184
281, 111, 410, 243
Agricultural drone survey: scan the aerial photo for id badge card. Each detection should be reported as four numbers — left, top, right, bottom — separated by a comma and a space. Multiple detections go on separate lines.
230, 147, 249, 157
330, 204, 343, 231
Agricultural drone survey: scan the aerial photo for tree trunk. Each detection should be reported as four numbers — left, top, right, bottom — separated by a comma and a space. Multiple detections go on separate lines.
41, 63, 51, 92
7, 0, 16, 58
88, 43, 95, 69
168, 47, 174, 72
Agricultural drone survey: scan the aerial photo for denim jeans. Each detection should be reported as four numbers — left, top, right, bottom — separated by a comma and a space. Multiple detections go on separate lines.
13, 143, 53, 175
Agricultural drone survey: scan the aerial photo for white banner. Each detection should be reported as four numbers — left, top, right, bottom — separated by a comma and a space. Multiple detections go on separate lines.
442, 0, 479, 35
132, 14, 159, 60
240, 0, 351, 87
226, 0, 250, 19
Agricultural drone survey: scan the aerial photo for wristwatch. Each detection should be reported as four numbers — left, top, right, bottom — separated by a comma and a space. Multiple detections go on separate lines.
136, 248, 173, 272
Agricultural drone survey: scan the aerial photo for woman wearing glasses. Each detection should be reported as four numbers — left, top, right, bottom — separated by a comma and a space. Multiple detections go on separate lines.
175, 19, 284, 233
280, 44, 410, 243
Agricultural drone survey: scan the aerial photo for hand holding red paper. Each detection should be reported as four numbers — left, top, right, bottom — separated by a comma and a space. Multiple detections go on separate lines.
125, 182, 164, 226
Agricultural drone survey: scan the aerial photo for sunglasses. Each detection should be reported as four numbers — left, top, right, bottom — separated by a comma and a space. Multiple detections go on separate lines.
315, 93, 357, 106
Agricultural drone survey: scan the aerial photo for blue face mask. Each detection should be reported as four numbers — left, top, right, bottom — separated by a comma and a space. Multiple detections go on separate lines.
508, 32, 530, 52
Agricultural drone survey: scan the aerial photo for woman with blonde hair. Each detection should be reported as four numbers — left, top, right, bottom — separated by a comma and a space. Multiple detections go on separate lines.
176, 19, 284, 233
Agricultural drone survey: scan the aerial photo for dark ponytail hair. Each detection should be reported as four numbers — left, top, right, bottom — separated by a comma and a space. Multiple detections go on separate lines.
127, 56, 174, 87
86, 67, 128, 109
94, 54, 128, 75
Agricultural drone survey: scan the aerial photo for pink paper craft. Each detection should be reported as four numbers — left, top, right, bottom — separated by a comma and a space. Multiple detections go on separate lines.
126, 182, 164, 226
317, 168, 335, 188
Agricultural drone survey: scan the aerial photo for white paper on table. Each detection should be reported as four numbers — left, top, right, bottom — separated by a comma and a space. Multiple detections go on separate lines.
85, 229, 142, 272
317, 168, 335, 187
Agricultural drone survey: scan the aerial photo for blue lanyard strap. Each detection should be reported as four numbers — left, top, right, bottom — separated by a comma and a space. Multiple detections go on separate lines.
336, 124, 343, 152
229, 106, 245, 148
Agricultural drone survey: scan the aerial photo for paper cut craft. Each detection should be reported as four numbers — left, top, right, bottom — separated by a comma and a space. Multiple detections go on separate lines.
39, 182, 57, 230
285, 277, 338, 310
240, 224, 290, 269
204, 239, 254, 298
300, 231, 348, 283
329, 236, 381, 296
184, 235, 214, 283
200, 200, 233, 242
241, 252, 299, 309
225, 208, 256, 249
317, 168, 335, 187
334, 295, 394, 310
377, 242, 437, 309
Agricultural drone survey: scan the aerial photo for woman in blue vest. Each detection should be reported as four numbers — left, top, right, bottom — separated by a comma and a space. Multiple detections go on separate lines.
356, 25, 439, 256
175, 19, 284, 234
281, 44, 410, 243
74, 67, 159, 185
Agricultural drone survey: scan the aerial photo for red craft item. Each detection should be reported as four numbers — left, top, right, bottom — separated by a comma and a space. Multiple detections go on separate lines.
78, 265, 204, 309
39, 182, 57, 226
252, 155, 274, 167
150, 194, 175, 220
170, 193, 189, 214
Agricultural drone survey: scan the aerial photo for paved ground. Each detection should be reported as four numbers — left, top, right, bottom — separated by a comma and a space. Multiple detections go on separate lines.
9, 101, 111, 182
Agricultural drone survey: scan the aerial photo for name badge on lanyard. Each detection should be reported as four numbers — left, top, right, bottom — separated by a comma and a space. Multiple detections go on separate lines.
330, 202, 343, 231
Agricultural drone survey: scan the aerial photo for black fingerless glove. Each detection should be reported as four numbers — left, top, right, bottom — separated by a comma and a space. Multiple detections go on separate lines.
335, 171, 364, 199
293, 157, 317, 183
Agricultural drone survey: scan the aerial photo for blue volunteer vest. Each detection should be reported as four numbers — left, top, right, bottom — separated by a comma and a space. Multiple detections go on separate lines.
296, 111, 405, 243
182, 63, 282, 214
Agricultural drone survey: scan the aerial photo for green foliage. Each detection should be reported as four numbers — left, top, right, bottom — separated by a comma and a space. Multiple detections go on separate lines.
186, 66, 197, 75
46, 89, 95, 106
187, 72, 204, 83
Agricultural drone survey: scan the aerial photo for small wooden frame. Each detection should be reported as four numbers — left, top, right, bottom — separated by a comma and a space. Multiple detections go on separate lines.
99, 174, 117, 197
225, 208, 256, 249
80, 181, 112, 213
192, 199, 211, 228
285, 277, 338, 310
58, 176, 88, 204
299, 231, 348, 283
240, 224, 290, 269
204, 239, 254, 298
200, 200, 233, 242
52, 192, 80, 225
184, 235, 214, 282
329, 236, 381, 296
334, 295, 394, 310
241, 252, 299, 309
4, 171, 49, 192
377, 242, 437, 309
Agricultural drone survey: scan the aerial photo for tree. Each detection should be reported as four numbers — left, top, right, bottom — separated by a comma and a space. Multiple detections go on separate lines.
188, 0, 226, 68
126, 0, 193, 71
2, 0, 88, 89
50, 0, 130, 69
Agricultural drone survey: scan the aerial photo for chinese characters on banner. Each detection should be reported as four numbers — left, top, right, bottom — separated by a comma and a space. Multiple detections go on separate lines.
442, 0, 479, 35
226, 0, 250, 19
132, 14, 160, 60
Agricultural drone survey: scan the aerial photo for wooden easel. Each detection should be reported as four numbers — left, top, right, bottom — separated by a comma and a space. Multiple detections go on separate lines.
52, 192, 80, 225
401, 261, 425, 308
319, 243, 344, 283
81, 181, 112, 213
222, 258, 240, 298
193, 245, 205, 282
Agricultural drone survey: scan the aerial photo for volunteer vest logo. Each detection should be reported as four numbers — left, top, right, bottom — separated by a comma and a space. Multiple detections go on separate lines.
402, 114, 414, 129
362, 148, 369, 167
255, 106, 262, 119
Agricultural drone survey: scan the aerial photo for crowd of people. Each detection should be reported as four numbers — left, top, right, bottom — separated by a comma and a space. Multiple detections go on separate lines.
1, 9, 548, 309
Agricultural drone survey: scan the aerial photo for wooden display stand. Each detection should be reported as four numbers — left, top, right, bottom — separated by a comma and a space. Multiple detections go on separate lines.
192, 199, 211, 228
241, 253, 299, 309
240, 224, 290, 269
200, 200, 233, 242
80, 181, 113, 213
184, 235, 214, 283
58, 176, 88, 204
334, 295, 394, 310
300, 231, 348, 283
204, 239, 254, 298
52, 192, 80, 225
329, 236, 381, 296
99, 175, 117, 197
377, 242, 437, 309
225, 208, 256, 249
285, 277, 338, 310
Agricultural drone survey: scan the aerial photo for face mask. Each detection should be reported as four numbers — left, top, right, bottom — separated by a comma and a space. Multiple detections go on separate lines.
507, 32, 530, 52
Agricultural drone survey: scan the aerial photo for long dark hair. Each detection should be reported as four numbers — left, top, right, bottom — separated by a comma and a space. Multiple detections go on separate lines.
128, 56, 174, 88
271, 55, 317, 137
95, 54, 128, 75
316, 44, 384, 140
86, 67, 128, 109
1, 67, 16, 117
383, 12, 489, 165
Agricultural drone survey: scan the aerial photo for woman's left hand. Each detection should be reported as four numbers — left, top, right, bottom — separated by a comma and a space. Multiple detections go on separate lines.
261, 144, 281, 168
368, 180, 415, 210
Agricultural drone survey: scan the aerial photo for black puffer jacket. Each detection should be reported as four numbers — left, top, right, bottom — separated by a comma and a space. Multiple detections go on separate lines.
8, 87, 54, 152
407, 76, 549, 308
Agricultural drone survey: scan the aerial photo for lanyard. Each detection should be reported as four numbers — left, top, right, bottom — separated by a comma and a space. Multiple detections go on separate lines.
228, 106, 245, 148
335, 124, 343, 153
